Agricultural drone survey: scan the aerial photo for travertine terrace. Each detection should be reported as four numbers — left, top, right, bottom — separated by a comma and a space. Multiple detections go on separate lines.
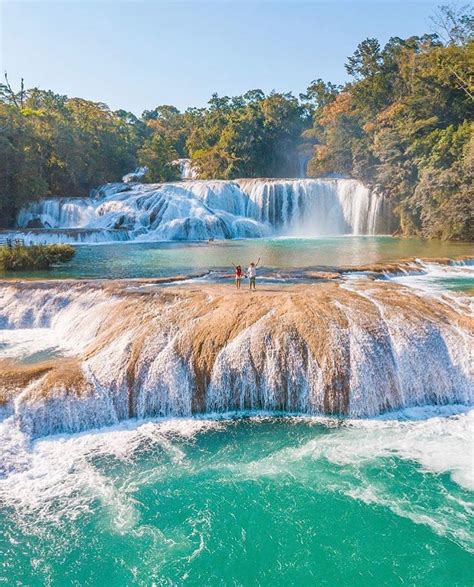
1, 266, 472, 437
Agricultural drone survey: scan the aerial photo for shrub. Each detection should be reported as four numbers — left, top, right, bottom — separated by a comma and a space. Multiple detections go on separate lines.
0, 243, 75, 271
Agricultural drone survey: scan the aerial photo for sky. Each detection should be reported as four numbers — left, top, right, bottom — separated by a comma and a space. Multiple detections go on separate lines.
1, 0, 443, 115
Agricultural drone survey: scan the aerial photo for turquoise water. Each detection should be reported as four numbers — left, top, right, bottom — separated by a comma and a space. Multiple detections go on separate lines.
390, 262, 474, 293
1, 411, 472, 586
403, 275, 474, 292
1, 236, 472, 280
1, 238, 473, 586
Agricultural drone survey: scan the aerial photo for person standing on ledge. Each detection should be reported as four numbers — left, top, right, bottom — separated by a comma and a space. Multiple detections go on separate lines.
247, 257, 260, 291
232, 263, 243, 290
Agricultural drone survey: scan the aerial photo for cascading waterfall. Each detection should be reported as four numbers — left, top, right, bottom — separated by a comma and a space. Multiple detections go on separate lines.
122, 166, 148, 183
16, 198, 97, 229
173, 158, 198, 180
12, 178, 389, 243
1, 265, 472, 438
238, 178, 383, 235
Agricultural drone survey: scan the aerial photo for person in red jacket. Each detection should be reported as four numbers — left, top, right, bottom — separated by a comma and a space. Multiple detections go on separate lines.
232, 263, 243, 289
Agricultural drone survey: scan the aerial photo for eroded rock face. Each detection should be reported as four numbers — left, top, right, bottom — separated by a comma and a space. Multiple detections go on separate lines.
0, 278, 472, 437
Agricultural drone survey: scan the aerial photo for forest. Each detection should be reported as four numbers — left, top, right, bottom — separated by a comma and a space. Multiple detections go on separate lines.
0, 5, 472, 239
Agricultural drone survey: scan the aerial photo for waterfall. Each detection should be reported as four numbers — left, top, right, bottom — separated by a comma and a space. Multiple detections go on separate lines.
237, 178, 383, 236
16, 198, 97, 229
13, 178, 388, 243
1, 266, 472, 438
122, 167, 148, 183
297, 152, 311, 178
172, 158, 198, 180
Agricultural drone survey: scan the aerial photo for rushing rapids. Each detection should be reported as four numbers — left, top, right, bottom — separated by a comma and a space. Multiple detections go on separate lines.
0, 265, 472, 438
13, 178, 389, 243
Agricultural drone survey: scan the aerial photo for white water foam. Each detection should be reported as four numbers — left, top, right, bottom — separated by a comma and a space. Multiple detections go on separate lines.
0, 417, 224, 531
221, 407, 474, 550
0, 409, 471, 552
1, 264, 473, 437
390, 262, 474, 300
14, 178, 386, 243
172, 159, 198, 180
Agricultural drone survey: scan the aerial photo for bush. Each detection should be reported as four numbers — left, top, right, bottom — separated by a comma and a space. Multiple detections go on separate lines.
0, 243, 75, 271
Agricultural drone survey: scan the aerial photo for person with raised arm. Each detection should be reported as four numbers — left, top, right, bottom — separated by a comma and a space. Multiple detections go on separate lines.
247, 257, 260, 291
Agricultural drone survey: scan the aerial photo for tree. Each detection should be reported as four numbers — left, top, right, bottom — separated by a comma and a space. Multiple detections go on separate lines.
430, 3, 474, 45
306, 6, 473, 239
1, 4, 472, 240
137, 123, 180, 182
300, 79, 340, 115
345, 39, 383, 80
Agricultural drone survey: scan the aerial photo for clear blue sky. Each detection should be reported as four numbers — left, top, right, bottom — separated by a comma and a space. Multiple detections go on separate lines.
1, 0, 441, 115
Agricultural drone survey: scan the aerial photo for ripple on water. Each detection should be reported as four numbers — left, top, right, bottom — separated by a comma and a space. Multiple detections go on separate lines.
0, 409, 473, 585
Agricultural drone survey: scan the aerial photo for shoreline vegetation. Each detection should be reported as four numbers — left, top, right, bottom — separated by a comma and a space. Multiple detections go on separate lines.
0, 5, 472, 240
0, 243, 75, 271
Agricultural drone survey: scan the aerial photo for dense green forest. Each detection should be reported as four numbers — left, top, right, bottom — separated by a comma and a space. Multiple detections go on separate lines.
0, 5, 472, 238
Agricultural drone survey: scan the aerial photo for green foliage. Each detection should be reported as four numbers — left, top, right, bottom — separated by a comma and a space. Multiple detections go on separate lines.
306, 4, 473, 239
186, 91, 307, 178
0, 4, 472, 240
403, 130, 473, 240
300, 79, 340, 114
0, 89, 140, 227
0, 243, 75, 270
137, 125, 180, 183
430, 4, 474, 45
345, 38, 383, 80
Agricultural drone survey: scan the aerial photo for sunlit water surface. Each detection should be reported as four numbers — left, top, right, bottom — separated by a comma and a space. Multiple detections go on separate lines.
1, 236, 472, 280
